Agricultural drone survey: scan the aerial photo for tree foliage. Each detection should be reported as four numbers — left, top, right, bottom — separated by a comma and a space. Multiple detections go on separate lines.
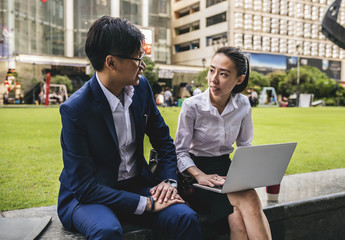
51, 75, 73, 93
247, 70, 270, 93
195, 67, 209, 90
143, 56, 158, 86
196, 65, 345, 106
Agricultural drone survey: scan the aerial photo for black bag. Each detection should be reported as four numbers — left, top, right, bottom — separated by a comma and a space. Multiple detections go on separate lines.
177, 173, 196, 203
149, 149, 158, 175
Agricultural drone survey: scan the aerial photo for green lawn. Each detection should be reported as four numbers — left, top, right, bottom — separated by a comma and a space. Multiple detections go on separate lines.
1, 106, 344, 211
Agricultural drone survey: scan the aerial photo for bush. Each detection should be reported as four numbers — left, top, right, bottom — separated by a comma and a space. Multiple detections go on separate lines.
324, 98, 337, 106
51, 75, 73, 93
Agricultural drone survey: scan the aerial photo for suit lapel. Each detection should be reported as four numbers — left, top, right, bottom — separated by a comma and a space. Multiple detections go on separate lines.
90, 75, 121, 155
129, 93, 142, 141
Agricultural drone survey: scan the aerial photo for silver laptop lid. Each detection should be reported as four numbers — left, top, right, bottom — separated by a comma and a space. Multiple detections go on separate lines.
221, 142, 297, 193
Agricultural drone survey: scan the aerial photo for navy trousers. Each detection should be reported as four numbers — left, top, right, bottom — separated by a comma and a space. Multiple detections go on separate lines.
71, 184, 202, 240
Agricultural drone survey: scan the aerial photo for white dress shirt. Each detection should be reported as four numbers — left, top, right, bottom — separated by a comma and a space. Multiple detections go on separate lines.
175, 89, 253, 173
96, 73, 146, 215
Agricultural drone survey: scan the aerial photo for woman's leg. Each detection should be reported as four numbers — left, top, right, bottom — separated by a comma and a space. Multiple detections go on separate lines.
228, 207, 248, 240
227, 189, 272, 240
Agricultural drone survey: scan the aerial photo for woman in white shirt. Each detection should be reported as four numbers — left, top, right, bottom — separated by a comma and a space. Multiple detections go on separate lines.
175, 47, 271, 240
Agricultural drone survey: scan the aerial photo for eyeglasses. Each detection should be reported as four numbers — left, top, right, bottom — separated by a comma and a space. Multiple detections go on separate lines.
111, 52, 145, 66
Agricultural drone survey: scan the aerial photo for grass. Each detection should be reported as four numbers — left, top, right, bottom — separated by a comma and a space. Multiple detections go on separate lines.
1, 106, 344, 211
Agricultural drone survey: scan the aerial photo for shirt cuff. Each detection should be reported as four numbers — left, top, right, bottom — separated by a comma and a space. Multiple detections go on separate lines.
178, 157, 196, 174
134, 196, 147, 215
164, 179, 178, 188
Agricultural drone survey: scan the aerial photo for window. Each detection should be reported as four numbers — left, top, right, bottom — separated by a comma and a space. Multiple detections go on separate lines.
288, 39, 295, 54
234, 33, 243, 48
253, 16, 261, 31
262, 17, 270, 33
175, 21, 200, 36
271, 18, 279, 34
244, 14, 253, 30
235, 13, 243, 29
206, 33, 227, 46
244, 0, 253, 10
318, 43, 325, 57
279, 19, 287, 35
175, 40, 200, 53
175, 3, 199, 19
206, 0, 226, 8
271, 38, 279, 52
206, 12, 226, 27
271, 0, 279, 14
244, 34, 252, 50
262, 37, 270, 52
279, 38, 287, 53
253, 36, 262, 50
311, 42, 318, 56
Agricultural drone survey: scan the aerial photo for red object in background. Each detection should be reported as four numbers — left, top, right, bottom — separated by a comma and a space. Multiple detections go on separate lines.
41, 0, 47, 3
266, 184, 280, 194
45, 72, 51, 106
142, 42, 151, 55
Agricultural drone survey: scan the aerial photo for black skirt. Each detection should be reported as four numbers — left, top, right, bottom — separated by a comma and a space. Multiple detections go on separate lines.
188, 154, 233, 233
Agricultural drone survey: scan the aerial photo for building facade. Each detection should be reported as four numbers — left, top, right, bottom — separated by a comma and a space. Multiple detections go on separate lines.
171, 0, 345, 82
0, 0, 172, 101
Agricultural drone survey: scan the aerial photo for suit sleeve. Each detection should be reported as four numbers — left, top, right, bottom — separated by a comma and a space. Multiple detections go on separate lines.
59, 103, 141, 215
142, 79, 178, 181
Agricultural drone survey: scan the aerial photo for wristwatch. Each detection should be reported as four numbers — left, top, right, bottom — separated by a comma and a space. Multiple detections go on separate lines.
164, 179, 178, 188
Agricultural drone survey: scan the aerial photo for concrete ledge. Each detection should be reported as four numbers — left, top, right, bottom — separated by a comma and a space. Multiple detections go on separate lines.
3, 192, 345, 240
265, 192, 345, 240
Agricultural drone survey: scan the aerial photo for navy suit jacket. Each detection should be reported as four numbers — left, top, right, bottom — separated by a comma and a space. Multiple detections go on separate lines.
57, 74, 177, 230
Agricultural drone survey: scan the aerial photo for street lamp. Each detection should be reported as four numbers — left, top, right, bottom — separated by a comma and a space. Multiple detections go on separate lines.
202, 58, 206, 90
296, 44, 301, 107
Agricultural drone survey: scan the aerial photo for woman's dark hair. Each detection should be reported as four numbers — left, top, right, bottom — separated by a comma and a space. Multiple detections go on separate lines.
85, 16, 145, 71
213, 46, 250, 93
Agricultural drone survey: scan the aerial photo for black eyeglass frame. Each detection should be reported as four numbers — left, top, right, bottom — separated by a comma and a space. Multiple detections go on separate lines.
111, 52, 145, 66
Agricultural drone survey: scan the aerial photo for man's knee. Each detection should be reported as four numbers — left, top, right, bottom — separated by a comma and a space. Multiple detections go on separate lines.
171, 205, 202, 239
88, 224, 123, 240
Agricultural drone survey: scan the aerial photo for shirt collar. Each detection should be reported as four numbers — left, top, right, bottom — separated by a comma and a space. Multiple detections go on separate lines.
201, 88, 239, 115
96, 72, 134, 112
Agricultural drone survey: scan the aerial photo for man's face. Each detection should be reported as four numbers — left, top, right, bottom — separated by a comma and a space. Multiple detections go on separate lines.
113, 50, 146, 86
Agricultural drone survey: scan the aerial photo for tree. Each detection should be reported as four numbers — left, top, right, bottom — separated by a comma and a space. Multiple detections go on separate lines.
142, 56, 161, 95
195, 67, 209, 90
266, 71, 286, 94
143, 56, 159, 87
247, 70, 270, 93
51, 75, 73, 93
281, 65, 337, 99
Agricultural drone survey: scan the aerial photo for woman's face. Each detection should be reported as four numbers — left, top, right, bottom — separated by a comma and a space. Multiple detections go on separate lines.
208, 53, 245, 100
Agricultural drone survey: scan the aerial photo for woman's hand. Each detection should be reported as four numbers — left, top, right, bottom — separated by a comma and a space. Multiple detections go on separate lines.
186, 166, 225, 187
195, 173, 225, 187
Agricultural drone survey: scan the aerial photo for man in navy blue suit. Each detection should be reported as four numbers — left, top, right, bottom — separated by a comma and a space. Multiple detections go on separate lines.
57, 16, 202, 240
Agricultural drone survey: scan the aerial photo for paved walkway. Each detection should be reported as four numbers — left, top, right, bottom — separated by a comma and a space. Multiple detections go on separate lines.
256, 168, 345, 207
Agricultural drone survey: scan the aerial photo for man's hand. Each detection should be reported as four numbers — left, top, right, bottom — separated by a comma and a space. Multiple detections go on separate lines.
145, 196, 185, 212
150, 181, 183, 203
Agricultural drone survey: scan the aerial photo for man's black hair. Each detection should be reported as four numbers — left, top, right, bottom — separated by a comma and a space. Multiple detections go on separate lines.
85, 16, 145, 71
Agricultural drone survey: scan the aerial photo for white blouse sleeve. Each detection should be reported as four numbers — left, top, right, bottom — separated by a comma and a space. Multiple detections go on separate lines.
175, 101, 197, 173
236, 106, 253, 147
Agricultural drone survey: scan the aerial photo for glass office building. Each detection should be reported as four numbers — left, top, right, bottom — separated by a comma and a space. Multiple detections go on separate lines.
0, 0, 172, 97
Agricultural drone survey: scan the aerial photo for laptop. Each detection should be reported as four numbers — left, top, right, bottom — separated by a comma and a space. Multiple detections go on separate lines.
193, 142, 297, 193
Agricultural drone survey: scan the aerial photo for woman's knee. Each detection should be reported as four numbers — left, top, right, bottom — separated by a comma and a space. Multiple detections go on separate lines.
228, 190, 262, 210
